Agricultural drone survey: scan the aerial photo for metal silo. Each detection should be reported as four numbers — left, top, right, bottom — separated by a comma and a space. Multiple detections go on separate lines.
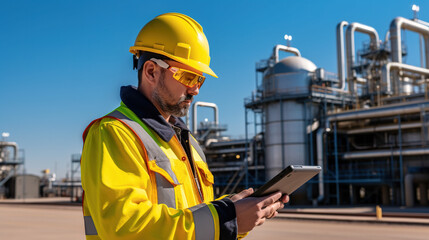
263, 55, 317, 180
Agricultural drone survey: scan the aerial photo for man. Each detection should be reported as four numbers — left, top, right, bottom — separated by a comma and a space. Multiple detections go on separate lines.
81, 12, 288, 240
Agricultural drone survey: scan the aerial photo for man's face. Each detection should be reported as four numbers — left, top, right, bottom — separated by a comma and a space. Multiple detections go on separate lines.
152, 60, 201, 117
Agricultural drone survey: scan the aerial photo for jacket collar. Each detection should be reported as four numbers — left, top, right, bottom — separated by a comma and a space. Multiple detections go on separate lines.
120, 85, 189, 142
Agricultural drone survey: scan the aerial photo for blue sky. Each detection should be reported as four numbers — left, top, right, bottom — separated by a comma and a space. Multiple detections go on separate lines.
1, 0, 428, 179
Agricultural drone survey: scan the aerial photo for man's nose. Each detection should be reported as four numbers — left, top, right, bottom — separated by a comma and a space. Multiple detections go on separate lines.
187, 84, 199, 96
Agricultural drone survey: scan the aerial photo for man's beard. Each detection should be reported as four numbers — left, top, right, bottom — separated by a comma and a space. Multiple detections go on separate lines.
152, 72, 193, 117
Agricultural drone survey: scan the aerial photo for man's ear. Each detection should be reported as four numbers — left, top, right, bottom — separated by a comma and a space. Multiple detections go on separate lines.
142, 60, 160, 86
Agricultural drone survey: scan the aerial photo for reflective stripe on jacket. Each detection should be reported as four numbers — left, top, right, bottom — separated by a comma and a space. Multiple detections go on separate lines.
81, 104, 219, 240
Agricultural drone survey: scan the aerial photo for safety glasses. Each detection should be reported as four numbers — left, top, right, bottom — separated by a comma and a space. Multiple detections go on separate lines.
150, 58, 205, 89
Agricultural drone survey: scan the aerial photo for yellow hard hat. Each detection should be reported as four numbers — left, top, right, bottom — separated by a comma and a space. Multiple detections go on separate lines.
130, 13, 218, 78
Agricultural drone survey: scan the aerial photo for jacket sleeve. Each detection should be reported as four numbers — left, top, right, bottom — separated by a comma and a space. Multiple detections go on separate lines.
81, 118, 238, 240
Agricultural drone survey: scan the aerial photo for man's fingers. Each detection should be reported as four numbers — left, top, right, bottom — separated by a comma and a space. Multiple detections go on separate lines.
281, 194, 290, 203
263, 200, 282, 217
234, 191, 288, 233
237, 188, 253, 198
267, 210, 278, 219
260, 191, 282, 207
231, 188, 254, 202
264, 205, 276, 219
256, 217, 266, 226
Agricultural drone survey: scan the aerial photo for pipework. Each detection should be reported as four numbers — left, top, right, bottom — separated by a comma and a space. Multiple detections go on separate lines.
272, 44, 301, 63
336, 21, 349, 92
345, 22, 380, 93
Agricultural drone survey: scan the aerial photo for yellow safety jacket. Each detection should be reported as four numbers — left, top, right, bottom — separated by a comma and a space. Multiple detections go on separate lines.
81, 91, 238, 240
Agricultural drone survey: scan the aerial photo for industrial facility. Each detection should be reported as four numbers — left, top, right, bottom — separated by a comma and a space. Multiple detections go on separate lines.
0, 135, 80, 200
0, 136, 34, 199
2, 12, 429, 208
194, 14, 429, 207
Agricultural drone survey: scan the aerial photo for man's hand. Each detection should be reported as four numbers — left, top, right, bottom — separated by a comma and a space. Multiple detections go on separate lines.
230, 188, 289, 234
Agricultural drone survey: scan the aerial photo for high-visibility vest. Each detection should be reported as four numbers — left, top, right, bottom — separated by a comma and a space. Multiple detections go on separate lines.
81, 104, 218, 240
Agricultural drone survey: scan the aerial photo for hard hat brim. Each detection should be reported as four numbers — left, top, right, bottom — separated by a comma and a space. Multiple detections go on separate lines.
130, 47, 218, 78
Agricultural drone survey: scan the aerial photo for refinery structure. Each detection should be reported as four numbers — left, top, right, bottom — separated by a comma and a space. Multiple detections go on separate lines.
197, 14, 429, 207
2, 12, 429, 207
0, 137, 26, 199
0, 136, 74, 200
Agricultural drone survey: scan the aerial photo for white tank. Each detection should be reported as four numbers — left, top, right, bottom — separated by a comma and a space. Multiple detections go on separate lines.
263, 56, 317, 180
263, 56, 317, 97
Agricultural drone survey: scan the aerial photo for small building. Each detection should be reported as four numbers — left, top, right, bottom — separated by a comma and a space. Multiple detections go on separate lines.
5, 174, 40, 199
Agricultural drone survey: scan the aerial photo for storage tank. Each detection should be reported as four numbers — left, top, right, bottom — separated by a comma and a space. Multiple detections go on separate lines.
263, 56, 317, 180
5, 174, 40, 199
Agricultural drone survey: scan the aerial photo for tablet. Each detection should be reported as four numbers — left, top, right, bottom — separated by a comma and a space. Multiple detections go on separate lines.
250, 165, 321, 197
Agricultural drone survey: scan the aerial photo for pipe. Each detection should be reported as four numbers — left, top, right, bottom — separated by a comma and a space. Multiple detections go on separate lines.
416, 19, 429, 27
272, 44, 301, 63
384, 30, 390, 43
306, 120, 319, 134
405, 173, 429, 207
390, 17, 429, 95
336, 21, 349, 91
204, 138, 218, 147
346, 22, 380, 93
0, 142, 19, 187
343, 147, 429, 159
328, 100, 429, 122
391, 17, 429, 64
346, 122, 421, 134
348, 138, 372, 150
192, 101, 219, 136
316, 128, 324, 203
382, 62, 429, 95
0, 141, 19, 161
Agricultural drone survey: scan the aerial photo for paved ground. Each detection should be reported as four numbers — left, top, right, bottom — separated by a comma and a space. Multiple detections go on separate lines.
0, 204, 84, 240
1, 198, 428, 239
246, 218, 429, 240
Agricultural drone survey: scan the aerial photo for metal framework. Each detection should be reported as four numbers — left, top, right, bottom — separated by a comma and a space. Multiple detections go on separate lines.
70, 154, 81, 202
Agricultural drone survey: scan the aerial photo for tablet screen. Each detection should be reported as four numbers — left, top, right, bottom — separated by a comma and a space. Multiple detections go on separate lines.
251, 165, 321, 197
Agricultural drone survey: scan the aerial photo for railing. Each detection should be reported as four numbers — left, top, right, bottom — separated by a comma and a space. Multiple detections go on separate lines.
311, 85, 352, 99
198, 122, 228, 130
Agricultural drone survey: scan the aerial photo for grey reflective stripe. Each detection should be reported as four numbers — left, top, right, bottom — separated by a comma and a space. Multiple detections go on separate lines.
84, 216, 98, 235
189, 133, 207, 163
107, 110, 178, 208
155, 172, 176, 208
189, 204, 215, 240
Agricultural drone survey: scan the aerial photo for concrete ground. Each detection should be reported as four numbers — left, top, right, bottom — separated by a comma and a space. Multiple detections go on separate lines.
0, 202, 84, 240
1, 198, 428, 239
246, 218, 429, 240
